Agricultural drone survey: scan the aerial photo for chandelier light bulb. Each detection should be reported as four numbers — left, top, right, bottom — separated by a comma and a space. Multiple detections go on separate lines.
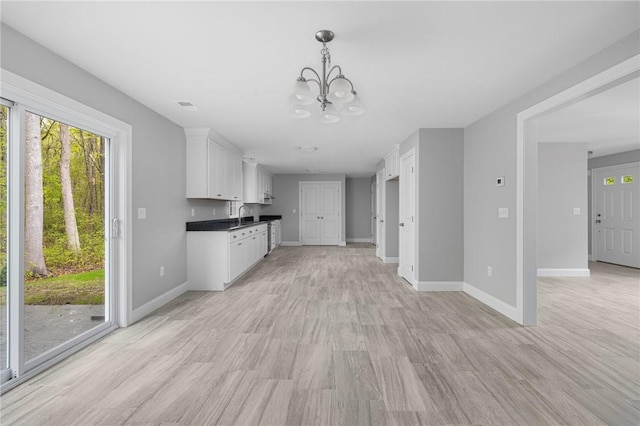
290, 79, 313, 105
343, 91, 365, 116
327, 76, 354, 104
318, 103, 340, 124
290, 106, 312, 119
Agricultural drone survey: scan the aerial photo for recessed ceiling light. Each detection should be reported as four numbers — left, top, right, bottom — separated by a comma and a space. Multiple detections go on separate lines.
176, 101, 199, 112
296, 145, 318, 153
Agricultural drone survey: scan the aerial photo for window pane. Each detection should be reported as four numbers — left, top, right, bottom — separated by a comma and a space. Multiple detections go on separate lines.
604, 177, 615, 186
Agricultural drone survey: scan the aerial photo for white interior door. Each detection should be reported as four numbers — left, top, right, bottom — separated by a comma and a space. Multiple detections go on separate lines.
595, 163, 640, 268
371, 181, 376, 245
320, 183, 340, 245
300, 183, 321, 245
376, 170, 385, 259
398, 150, 415, 284
300, 182, 341, 246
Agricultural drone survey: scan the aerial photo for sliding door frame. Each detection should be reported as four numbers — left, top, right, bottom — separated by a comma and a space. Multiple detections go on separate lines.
0, 70, 132, 392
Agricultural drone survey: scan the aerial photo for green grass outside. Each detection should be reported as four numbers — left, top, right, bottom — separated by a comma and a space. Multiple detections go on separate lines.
0, 269, 104, 305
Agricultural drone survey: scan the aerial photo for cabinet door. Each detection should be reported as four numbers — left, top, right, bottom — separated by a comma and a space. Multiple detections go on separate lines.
257, 169, 265, 203
229, 152, 242, 202
209, 141, 227, 199
229, 240, 243, 281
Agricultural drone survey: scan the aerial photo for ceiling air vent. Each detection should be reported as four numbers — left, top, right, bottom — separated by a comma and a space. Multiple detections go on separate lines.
176, 101, 199, 111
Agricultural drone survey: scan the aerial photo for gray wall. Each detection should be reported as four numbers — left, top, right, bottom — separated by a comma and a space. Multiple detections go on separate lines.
261, 174, 346, 244
587, 149, 640, 255
395, 129, 464, 282
345, 177, 373, 240
464, 29, 640, 309
1, 24, 191, 311
538, 143, 588, 270
417, 129, 464, 282
385, 180, 399, 258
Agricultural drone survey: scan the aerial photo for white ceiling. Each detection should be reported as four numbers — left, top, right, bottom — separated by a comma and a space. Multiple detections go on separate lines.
2, 1, 639, 176
537, 76, 640, 158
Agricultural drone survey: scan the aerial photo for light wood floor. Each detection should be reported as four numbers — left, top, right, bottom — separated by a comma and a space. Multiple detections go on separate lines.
1, 245, 639, 425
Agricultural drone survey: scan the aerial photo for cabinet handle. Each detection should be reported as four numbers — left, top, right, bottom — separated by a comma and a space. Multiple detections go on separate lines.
217, 194, 222, 196
233, 235, 237, 239
238, 243, 242, 246
234, 196, 238, 199
253, 237, 256, 240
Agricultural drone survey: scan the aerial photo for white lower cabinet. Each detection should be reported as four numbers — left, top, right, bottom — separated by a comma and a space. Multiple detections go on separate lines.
188, 223, 268, 291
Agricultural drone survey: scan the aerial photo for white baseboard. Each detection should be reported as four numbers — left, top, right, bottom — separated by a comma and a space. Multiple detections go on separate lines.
339, 241, 347, 247
417, 281, 464, 291
346, 238, 372, 243
383, 257, 399, 264
463, 282, 519, 322
537, 268, 591, 277
280, 241, 302, 247
131, 281, 188, 324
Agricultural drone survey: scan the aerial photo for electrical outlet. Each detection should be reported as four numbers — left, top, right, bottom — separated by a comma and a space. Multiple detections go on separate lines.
293, 209, 296, 214
487, 266, 493, 276
498, 208, 508, 218
160, 266, 165, 276
212, 208, 216, 216
573, 208, 581, 215
191, 208, 195, 217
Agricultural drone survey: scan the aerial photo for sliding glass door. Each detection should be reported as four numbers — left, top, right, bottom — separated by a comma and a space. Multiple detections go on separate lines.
0, 95, 119, 388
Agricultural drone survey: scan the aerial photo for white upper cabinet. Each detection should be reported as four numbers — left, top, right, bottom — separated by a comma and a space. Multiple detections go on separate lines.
384, 144, 400, 180
243, 162, 273, 204
185, 128, 243, 200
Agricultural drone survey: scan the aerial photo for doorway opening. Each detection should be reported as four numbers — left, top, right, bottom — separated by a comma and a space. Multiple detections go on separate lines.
517, 54, 640, 325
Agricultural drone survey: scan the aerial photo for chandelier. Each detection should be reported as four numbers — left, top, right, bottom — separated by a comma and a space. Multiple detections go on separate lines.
290, 30, 365, 124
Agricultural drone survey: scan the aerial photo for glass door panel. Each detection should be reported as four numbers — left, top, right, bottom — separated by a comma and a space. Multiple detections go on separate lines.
1, 103, 8, 371
23, 111, 108, 363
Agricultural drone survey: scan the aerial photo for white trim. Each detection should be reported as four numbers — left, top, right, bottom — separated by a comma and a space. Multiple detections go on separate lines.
131, 281, 188, 324
383, 257, 399, 264
516, 54, 640, 326
347, 238, 371, 243
416, 281, 464, 292
338, 241, 347, 246
463, 282, 519, 323
280, 241, 302, 247
537, 268, 590, 277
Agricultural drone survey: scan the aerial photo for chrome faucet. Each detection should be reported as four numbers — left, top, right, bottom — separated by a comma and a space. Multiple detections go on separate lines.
238, 205, 247, 226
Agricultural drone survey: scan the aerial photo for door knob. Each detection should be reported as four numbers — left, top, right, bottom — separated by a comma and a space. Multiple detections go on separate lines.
399, 223, 404, 227
380, 220, 384, 223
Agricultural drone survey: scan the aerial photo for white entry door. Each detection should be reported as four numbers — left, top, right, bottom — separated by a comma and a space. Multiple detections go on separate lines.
300, 181, 341, 246
594, 163, 640, 268
376, 169, 385, 259
398, 150, 416, 284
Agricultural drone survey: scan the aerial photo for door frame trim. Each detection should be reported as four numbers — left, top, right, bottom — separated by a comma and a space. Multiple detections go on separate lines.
516, 54, 639, 326
0, 70, 132, 392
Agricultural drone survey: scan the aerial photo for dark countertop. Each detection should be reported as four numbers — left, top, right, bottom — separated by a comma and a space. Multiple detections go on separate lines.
259, 215, 282, 221
186, 217, 271, 232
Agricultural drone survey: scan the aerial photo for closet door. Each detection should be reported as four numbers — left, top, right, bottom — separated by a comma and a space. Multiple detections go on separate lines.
300, 183, 321, 245
319, 183, 340, 245
300, 181, 341, 246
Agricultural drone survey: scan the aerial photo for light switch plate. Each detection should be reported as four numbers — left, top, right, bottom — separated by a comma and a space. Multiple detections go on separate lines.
498, 207, 508, 218
138, 207, 146, 219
